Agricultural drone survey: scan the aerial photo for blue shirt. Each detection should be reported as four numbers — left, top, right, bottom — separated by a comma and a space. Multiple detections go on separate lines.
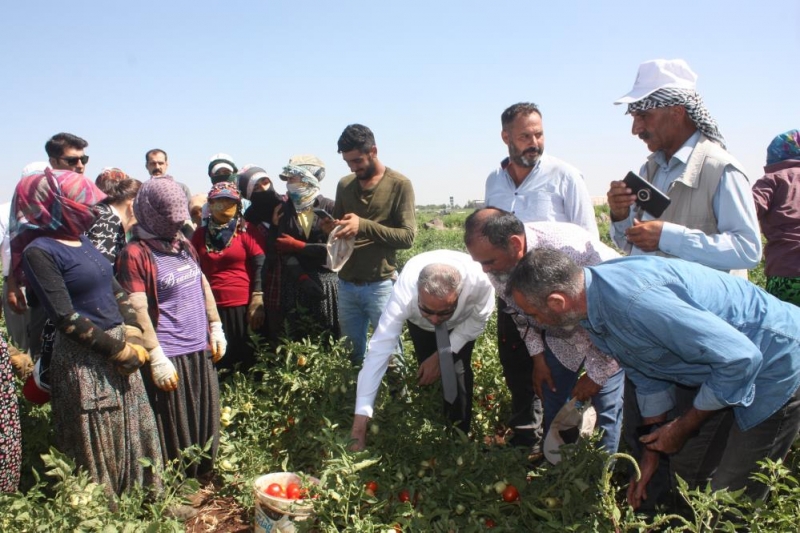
581, 255, 800, 431
610, 131, 761, 271
485, 153, 599, 237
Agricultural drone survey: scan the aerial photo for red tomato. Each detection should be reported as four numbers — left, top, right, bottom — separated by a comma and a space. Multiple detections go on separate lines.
485, 518, 496, 528
502, 484, 520, 502
398, 489, 411, 503
286, 482, 302, 500
365, 481, 379, 493
266, 483, 285, 498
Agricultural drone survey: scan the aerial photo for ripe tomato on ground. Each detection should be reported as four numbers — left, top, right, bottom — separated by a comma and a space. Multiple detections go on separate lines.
502, 484, 520, 502
398, 489, 410, 503
485, 518, 496, 528
365, 481, 378, 493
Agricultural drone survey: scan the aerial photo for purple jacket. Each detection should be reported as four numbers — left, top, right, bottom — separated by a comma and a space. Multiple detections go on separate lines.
752, 159, 800, 277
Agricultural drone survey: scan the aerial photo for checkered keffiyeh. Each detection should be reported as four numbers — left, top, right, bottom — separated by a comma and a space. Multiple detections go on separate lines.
627, 88, 726, 149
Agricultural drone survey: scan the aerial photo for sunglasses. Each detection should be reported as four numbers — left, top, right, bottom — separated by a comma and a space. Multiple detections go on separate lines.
418, 304, 457, 318
59, 155, 89, 166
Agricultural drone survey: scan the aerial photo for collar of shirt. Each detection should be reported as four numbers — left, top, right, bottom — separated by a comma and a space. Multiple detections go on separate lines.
500, 156, 544, 185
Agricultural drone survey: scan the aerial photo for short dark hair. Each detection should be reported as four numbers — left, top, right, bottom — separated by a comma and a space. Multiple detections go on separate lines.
501, 103, 542, 131
507, 248, 583, 307
464, 207, 524, 248
145, 148, 168, 162
337, 124, 376, 154
96, 175, 142, 204
45, 132, 88, 158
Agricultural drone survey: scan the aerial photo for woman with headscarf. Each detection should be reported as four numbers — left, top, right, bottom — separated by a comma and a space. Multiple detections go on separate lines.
32, 169, 143, 403
241, 165, 285, 345
11, 168, 161, 498
753, 129, 800, 306
272, 155, 339, 340
116, 178, 224, 479
191, 182, 265, 373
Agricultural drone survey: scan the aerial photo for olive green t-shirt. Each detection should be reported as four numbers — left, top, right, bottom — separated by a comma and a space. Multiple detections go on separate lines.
333, 168, 416, 282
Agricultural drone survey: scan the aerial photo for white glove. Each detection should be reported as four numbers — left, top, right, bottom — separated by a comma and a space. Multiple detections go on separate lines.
150, 346, 179, 391
210, 321, 227, 363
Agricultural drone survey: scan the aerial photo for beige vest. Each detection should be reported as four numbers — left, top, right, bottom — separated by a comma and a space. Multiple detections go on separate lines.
642, 134, 749, 278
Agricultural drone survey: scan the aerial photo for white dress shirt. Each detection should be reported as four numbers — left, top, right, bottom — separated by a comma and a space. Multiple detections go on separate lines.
0, 202, 11, 277
484, 153, 599, 237
354, 250, 495, 417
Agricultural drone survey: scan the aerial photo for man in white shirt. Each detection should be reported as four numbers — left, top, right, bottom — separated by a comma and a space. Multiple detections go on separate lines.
484, 102, 598, 235
483, 102, 598, 456
349, 250, 495, 450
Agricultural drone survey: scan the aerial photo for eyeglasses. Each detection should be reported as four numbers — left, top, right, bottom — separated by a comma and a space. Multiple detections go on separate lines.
501, 306, 544, 337
418, 304, 457, 318
59, 155, 89, 166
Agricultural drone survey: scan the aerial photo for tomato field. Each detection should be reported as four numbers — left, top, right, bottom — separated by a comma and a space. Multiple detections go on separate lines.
1, 209, 798, 532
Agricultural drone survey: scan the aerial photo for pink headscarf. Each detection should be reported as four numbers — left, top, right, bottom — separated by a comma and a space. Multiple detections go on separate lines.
10, 168, 106, 278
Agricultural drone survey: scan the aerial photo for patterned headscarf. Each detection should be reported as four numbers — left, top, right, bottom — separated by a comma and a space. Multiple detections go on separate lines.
766, 129, 800, 166
627, 88, 726, 149
280, 155, 325, 212
10, 168, 106, 277
132, 178, 189, 250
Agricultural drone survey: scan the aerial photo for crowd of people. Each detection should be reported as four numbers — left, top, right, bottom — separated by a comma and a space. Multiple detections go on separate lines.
0, 57, 798, 519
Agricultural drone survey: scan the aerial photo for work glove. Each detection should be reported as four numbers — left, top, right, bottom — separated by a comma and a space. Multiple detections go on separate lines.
110, 343, 150, 375
275, 234, 306, 253
247, 292, 265, 330
209, 321, 227, 363
149, 345, 179, 391
124, 325, 145, 347
8, 345, 33, 380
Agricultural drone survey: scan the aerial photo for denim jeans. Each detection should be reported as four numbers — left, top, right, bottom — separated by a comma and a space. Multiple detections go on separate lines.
338, 279, 395, 365
541, 344, 624, 454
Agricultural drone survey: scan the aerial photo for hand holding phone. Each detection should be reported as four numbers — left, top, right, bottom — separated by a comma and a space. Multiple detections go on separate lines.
314, 208, 332, 220
622, 172, 671, 218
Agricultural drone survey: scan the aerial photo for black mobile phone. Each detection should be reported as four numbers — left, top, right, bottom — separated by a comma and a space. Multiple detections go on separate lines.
623, 171, 671, 218
314, 208, 332, 220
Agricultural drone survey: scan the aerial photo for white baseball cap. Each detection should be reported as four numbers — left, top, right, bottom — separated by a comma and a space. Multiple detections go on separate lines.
614, 59, 698, 105
543, 398, 597, 465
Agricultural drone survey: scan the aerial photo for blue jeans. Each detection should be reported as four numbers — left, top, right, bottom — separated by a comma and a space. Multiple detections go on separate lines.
338, 279, 394, 365
541, 344, 624, 454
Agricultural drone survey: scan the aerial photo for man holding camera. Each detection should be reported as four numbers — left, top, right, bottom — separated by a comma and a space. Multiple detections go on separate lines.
605, 59, 762, 510
606, 59, 760, 273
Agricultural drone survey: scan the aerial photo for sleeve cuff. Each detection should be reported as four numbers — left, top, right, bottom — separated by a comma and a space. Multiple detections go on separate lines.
657, 222, 685, 256
637, 386, 677, 418
693, 384, 728, 412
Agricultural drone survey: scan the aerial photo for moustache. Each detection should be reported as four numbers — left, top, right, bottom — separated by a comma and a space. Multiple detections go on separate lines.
523, 148, 540, 156
638, 132, 651, 141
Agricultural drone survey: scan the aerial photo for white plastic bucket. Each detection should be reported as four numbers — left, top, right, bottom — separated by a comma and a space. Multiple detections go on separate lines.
253, 472, 319, 533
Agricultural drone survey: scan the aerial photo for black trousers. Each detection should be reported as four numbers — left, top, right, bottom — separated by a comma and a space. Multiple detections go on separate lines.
497, 298, 544, 447
406, 321, 474, 433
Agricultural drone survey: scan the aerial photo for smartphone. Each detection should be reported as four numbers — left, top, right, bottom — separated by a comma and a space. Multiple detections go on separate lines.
314, 208, 333, 220
622, 171, 671, 218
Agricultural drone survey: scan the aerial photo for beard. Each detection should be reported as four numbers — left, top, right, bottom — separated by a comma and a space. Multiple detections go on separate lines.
356, 158, 378, 181
509, 142, 542, 168
544, 310, 584, 338
488, 271, 510, 285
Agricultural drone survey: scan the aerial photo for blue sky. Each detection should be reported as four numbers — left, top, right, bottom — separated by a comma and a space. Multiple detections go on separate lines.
2, 1, 798, 205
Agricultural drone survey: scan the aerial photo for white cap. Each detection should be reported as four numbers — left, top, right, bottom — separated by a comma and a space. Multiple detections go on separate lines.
543, 398, 597, 465
21, 161, 49, 177
614, 59, 698, 105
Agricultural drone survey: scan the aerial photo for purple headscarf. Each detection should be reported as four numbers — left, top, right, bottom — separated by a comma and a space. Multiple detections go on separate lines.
132, 178, 189, 249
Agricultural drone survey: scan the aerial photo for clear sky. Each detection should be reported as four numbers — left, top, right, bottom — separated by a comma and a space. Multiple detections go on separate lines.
2, 1, 798, 205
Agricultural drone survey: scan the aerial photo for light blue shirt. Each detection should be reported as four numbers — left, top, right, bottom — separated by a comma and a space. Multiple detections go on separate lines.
610, 131, 761, 270
485, 153, 598, 237
581, 255, 800, 431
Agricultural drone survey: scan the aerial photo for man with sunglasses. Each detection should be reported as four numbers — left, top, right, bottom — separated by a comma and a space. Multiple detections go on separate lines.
464, 207, 624, 458
349, 250, 495, 451
46, 132, 89, 173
